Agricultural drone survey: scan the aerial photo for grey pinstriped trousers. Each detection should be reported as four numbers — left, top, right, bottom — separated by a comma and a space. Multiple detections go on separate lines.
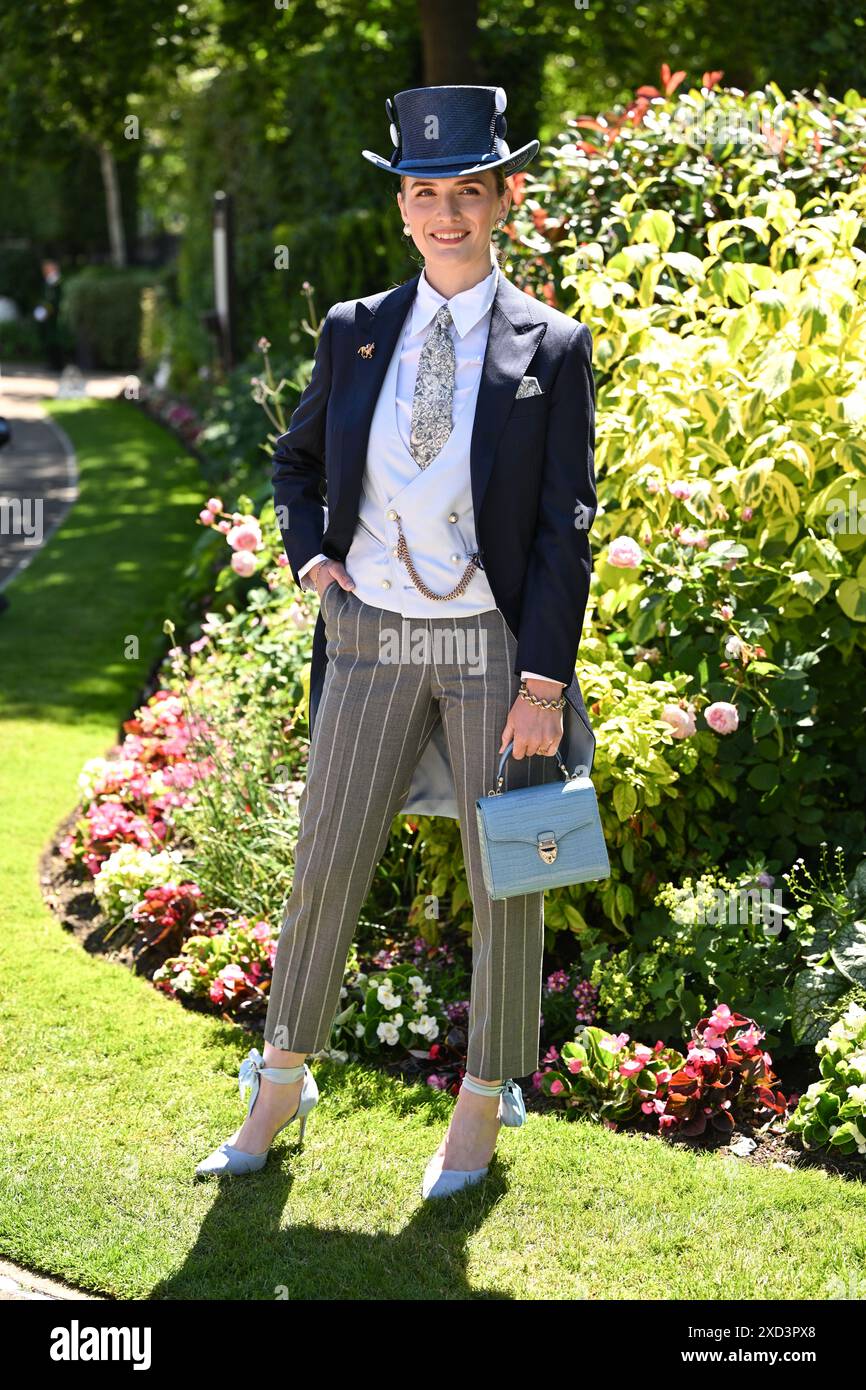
263, 581, 560, 1080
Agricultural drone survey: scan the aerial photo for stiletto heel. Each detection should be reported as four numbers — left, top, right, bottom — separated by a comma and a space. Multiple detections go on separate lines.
195, 1047, 319, 1177
420, 1075, 526, 1200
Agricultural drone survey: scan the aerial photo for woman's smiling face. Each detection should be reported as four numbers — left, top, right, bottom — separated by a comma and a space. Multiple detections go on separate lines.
397, 171, 510, 269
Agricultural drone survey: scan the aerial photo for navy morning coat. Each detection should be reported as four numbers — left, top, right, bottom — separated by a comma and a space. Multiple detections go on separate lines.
272, 267, 598, 820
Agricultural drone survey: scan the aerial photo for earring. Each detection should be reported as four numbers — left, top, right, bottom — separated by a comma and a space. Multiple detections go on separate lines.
403, 224, 411, 235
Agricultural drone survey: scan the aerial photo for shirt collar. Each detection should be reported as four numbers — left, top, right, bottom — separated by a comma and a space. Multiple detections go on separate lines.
409, 254, 499, 340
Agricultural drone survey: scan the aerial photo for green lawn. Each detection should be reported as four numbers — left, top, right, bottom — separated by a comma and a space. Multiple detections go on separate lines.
0, 398, 863, 1300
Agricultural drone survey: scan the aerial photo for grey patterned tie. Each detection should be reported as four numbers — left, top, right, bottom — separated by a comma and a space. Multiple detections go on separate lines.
409, 303, 456, 469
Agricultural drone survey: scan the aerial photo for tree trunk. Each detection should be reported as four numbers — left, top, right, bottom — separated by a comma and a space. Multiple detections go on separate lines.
99, 142, 127, 268
417, 0, 480, 84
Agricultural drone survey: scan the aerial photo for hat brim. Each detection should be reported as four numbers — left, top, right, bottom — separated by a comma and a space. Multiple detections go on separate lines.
361, 139, 540, 180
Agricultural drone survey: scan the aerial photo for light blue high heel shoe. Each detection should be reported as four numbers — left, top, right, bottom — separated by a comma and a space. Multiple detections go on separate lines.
421, 1075, 526, 1200
195, 1047, 319, 1177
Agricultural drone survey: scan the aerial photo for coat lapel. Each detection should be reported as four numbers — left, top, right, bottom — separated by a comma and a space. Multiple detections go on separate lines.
342, 268, 547, 524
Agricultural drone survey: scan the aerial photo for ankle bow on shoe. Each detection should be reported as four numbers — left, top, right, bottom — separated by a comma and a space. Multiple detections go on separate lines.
460, 1074, 526, 1126
420, 1077, 526, 1200
238, 1047, 305, 1116
498, 1078, 527, 1127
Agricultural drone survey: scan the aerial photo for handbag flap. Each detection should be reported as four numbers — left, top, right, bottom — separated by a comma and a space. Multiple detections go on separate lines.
476, 777, 602, 847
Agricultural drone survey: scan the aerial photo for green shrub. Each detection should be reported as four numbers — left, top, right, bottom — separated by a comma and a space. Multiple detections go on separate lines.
60, 265, 154, 368
786, 1002, 866, 1155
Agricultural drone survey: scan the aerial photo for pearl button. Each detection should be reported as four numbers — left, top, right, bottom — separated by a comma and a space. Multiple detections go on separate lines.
451, 554, 460, 563
448, 512, 458, 522
381, 579, 391, 589
386, 508, 398, 520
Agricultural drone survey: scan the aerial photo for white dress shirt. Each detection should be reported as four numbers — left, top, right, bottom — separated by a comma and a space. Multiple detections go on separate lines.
297, 258, 561, 686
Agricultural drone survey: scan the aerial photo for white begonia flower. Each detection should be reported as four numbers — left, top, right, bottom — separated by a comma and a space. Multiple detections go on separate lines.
848, 1052, 866, 1077
408, 975, 424, 990
173, 970, 195, 993
377, 1020, 401, 1045
377, 984, 402, 1009
846, 1084, 866, 1104
355, 1021, 365, 1037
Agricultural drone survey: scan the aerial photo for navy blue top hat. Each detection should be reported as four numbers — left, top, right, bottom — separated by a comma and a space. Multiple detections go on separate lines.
362, 84, 539, 180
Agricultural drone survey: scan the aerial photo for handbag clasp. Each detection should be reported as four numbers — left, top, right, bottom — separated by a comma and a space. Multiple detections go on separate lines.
537, 831, 557, 863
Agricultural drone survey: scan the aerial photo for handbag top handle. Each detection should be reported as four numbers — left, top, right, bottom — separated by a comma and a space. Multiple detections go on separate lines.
490, 739, 591, 794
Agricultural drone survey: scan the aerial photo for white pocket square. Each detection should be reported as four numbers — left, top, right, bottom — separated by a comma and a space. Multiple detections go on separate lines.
515, 375, 543, 399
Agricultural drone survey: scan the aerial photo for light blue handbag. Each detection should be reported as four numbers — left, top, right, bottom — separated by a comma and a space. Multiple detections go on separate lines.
475, 740, 610, 900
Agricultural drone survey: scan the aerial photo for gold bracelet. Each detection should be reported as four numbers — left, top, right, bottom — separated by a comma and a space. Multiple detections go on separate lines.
518, 679, 566, 711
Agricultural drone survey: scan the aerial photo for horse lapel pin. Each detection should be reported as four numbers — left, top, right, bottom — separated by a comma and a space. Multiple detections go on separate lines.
357, 342, 375, 359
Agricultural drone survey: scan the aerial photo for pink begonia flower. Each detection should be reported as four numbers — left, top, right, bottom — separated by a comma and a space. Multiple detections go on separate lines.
661, 704, 696, 738
250, 922, 272, 942
720, 603, 733, 620
566, 1056, 583, 1073
705, 701, 739, 734
668, 479, 692, 499
708, 1004, 733, 1030
549, 1078, 565, 1095
207, 497, 223, 513
633, 1043, 654, 1062
608, 536, 643, 568
599, 1032, 630, 1052
619, 1058, 645, 1077
655, 1067, 672, 1084
231, 550, 257, 578
226, 520, 262, 552
199, 509, 215, 525
646, 477, 661, 493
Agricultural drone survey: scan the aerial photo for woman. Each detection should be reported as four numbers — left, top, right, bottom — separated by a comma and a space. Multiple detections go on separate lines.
196, 83, 598, 1199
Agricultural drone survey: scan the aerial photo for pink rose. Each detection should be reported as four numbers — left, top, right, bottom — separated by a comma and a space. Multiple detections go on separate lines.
231, 550, 257, 578
680, 527, 707, 547
207, 496, 223, 513
217, 520, 231, 534
668, 479, 691, 499
227, 520, 262, 552
199, 509, 215, 526
741, 506, 753, 521
720, 603, 733, 620
661, 703, 696, 738
705, 701, 739, 735
608, 536, 643, 568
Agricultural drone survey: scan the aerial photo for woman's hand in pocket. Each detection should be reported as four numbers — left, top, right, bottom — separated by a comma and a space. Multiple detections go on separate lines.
312, 559, 355, 600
